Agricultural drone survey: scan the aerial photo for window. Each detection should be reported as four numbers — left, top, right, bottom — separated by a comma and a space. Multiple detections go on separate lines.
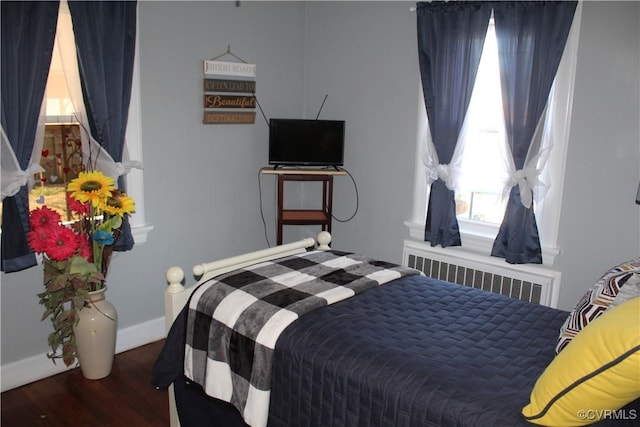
408, 4, 582, 265
454, 19, 508, 225
1, 0, 151, 243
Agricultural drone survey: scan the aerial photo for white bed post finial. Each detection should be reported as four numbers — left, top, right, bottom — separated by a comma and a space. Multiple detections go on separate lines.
166, 266, 185, 293
317, 231, 331, 250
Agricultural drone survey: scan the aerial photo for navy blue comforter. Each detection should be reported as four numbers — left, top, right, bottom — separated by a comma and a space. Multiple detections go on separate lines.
267, 275, 567, 427
156, 274, 635, 426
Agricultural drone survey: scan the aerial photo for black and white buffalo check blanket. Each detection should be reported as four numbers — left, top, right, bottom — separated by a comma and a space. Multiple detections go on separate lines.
184, 249, 420, 427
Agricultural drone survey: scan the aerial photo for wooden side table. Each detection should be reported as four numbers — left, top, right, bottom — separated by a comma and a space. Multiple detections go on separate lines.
261, 168, 346, 245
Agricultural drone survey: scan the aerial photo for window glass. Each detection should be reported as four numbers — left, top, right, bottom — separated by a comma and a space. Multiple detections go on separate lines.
455, 19, 507, 224
30, 124, 84, 221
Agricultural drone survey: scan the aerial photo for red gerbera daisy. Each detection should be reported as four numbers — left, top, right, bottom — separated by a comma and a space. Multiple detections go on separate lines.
45, 226, 79, 261
66, 192, 90, 216
77, 234, 93, 262
29, 206, 61, 231
27, 228, 53, 254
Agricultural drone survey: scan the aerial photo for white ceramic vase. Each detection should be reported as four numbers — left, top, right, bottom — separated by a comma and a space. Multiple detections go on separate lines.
74, 286, 118, 380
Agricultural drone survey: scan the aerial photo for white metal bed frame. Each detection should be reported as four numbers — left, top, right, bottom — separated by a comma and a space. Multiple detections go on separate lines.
163, 232, 331, 427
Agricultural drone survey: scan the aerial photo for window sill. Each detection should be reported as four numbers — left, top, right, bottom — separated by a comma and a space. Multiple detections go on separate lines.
132, 223, 154, 245
404, 220, 559, 266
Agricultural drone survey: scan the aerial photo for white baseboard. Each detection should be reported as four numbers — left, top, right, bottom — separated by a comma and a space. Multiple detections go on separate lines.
1, 316, 166, 392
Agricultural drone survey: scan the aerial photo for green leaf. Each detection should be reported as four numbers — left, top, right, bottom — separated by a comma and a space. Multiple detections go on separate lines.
99, 215, 122, 232
69, 255, 98, 276
41, 308, 54, 321
47, 332, 59, 348
74, 288, 89, 301
38, 257, 94, 368
46, 275, 66, 292
110, 215, 122, 230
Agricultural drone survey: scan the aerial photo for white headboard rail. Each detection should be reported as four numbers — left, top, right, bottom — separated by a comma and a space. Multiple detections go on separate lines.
165, 236, 318, 328
193, 237, 316, 278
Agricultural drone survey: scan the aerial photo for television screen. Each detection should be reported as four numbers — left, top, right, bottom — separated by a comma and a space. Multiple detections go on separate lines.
268, 119, 345, 167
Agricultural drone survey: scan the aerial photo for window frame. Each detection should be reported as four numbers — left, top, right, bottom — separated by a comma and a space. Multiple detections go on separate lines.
406, 3, 582, 265
122, 12, 153, 244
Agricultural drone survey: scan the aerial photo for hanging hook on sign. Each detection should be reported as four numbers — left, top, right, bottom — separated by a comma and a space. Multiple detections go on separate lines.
210, 45, 248, 64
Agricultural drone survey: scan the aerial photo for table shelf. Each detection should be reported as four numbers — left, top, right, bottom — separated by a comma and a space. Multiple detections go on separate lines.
281, 209, 331, 223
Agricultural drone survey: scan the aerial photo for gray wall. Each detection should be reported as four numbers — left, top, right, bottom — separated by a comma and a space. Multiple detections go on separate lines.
302, 2, 419, 262
1, 1, 638, 371
555, 1, 640, 309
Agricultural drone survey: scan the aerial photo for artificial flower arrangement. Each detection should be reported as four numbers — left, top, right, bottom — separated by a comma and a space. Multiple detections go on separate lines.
27, 170, 135, 366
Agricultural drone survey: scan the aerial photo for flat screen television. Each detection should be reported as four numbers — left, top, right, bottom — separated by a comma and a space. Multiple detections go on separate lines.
268, 119, 345, 167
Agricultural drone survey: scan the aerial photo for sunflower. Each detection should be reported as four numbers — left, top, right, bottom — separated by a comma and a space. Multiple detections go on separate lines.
100, 190, 136, 217
67, 171, 115, 207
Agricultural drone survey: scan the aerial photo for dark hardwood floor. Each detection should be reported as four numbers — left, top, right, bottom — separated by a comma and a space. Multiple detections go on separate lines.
1, 340, 170, 426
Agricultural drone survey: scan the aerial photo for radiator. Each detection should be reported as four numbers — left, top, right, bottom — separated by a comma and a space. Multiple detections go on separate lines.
403, 240, 561, 308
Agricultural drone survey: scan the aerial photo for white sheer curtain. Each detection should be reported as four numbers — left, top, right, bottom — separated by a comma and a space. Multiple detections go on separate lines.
503, 105, 553, 209
1, 92, 46, 200
421, 117, 464, 193
420, 86, 465, 193
497, 0, 583, 211
55, 0, 141, 180
1, 123, 44, 199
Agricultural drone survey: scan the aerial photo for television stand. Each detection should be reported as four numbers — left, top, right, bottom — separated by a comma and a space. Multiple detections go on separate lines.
260, 167, 346, 245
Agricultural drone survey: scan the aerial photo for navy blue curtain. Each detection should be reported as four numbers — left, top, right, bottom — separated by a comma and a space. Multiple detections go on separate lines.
491, 1, 577, 264
1, 1, 59, 272
68, 0, 137, 251
416, 1, 493, 247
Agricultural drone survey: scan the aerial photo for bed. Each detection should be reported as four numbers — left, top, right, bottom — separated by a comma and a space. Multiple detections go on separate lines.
153, 233, 640, 427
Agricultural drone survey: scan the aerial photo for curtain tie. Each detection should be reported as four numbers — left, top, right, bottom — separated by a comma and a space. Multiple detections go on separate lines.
507, 167, 541, 209
425, 163, 455, 190
115, 160, 144, 176
1, 127, 45, 199
436, 163, 453, 188
1, 162, 44, 200
99, 160, 144, 180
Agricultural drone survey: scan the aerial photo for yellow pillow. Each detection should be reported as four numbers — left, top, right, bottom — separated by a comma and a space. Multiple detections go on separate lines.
522, 297, 640, 426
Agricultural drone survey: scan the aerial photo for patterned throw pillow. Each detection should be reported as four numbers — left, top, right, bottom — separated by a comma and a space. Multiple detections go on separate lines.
610, 273, 640, 308
556, 257, 640, 354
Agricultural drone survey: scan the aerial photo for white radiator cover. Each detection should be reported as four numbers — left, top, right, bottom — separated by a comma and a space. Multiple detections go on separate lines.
402, 240, 561, 308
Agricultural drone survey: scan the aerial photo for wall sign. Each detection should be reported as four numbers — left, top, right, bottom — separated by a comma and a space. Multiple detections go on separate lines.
203, 111, 256, 124
204, 78, 256, 93
203, 94, 256, 109
203, 60, 256, 78
202, 51, 257, 124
